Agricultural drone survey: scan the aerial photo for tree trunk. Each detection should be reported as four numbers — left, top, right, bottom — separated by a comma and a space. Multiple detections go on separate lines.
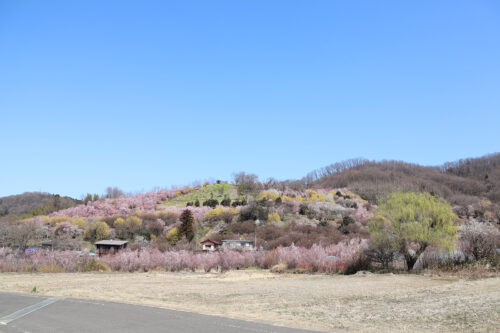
404, 254, 418, 271
404, 247, 427, 270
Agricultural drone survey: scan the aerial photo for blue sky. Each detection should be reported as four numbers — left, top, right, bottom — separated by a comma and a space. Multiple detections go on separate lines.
1, 0, 499, 198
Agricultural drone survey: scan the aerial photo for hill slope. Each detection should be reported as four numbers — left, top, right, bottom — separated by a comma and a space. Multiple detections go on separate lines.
0, 192, 79, 221
306, 153, 500, 205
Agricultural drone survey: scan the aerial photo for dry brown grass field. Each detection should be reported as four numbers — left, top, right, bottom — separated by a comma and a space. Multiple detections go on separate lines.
1, 270, 499, 332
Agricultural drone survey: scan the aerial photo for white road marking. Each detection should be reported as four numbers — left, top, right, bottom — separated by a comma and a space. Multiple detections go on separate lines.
0, 297, 60, 324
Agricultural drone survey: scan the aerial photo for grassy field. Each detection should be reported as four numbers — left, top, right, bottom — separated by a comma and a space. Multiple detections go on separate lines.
161, 183, 240, 207
1, 271, 499, 332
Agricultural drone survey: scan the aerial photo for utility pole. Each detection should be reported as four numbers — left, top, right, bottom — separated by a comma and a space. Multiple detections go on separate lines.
254, 219, 260, 250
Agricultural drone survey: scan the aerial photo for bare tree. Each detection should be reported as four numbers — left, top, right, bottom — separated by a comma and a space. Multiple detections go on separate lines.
232, 172, 261, 195
105, 187, 125, 199
0, 220, 44, 250
459, 221, 500, 261
232, 172, 259, 185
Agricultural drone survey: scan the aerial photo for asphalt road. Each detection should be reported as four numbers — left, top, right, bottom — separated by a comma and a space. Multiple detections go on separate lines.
0, 292, 320, 333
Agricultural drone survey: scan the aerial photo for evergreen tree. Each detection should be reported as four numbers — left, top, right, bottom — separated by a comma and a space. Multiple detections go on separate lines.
221, 196, 231, 207
179, 209, 195, 242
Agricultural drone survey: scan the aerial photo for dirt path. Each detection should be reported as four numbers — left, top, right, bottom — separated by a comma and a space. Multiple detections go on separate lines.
0, 271, 498, 332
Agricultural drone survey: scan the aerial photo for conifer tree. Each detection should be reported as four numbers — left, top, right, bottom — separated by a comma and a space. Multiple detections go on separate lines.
179, 209, 195, 242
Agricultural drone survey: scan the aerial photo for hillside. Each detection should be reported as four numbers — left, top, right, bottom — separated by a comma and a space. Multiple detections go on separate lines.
161, 183, 241, 207
306, 153, 500, 208
0, 153, 499, 253
0, 184, 373, 252
0, 192, 79, 221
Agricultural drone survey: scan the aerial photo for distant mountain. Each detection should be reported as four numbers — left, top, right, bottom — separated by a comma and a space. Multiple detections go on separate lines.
306, 153, 500, 205
0, 192, 80, 221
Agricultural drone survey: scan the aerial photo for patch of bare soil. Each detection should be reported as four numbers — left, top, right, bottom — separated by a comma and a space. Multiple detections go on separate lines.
0, 271, 499, 332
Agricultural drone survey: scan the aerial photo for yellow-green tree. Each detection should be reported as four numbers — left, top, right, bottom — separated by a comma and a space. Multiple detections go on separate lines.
113, 218, 127, 239
372, 191, 457, 270
166, 227, 180, 244
84, 222, 110, 242
125, 216, 142, 235
204, 207, 238, 223
95, 222, 110, 241
267, 212, 281, 222
113, 216, 142, 239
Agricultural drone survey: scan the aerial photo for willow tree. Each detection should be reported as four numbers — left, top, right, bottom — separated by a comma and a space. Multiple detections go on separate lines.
371, 191, 457, 270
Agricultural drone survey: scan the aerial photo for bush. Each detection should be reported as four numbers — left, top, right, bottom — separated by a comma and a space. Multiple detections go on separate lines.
258, 190, 280, 201
203, 199, 219, 208
0, 242, 373, 274
229, 221, 256, 234
239, 202, 268, 221
267, 212, 281, 222
343, 251, 371, 275
126, 216, 142, 233
204, 207, 238, 223
81, 258, 110, 272
220, 197, 231, 207
270, 262, 287, 273
113, 216, 142, 239
299, 203, 309, 215
83, 222, 110, 242
365, 230, 397, 269
158, 211, 178, 225
300, 202, 351, 221
459, 221, 500, 261
146, 220, 164, 237
166, 227, 180, 244
113, 217, 127, 238
231, 198, 248, 207
339, 215, 355, 234
37, 264, 66, 273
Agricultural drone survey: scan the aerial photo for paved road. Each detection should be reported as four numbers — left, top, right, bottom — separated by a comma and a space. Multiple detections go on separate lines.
0, 292, 320, 333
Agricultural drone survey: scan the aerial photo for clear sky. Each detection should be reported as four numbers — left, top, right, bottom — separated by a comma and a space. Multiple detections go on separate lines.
1, 0, 499, 198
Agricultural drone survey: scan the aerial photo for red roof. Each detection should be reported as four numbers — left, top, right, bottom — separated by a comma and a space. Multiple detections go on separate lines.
201, 239, 221, 245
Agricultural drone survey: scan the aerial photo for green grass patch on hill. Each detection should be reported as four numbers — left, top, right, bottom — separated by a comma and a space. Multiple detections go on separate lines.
162, 184, 240, 207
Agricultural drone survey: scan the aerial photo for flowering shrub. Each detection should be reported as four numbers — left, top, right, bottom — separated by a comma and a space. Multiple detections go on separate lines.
459, 221, 500, 260
300, 201, 352, 221
258, 190, 281, 201
204, 207, 238, 223
0, 240, 367, 274
158, 211, 178, 225
259, 239, 368, 273
166, 227, 180, 244
50, 190, 179, 218
267, 212, 281, 222
83, 221, 110, 241
0, 248, 108, 272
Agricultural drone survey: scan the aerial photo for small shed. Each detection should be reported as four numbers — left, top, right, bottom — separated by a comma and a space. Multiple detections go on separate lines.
94, 240, 128, 255
41, 240, 55, 249
221, 239, 254, 250
200, 239, 221, 252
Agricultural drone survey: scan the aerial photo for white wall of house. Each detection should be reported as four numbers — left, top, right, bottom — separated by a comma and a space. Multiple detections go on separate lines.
222, 241, 253, 250
202, 243, 216, 251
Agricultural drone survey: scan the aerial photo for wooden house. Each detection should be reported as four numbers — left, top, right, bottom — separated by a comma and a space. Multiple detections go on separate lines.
94, 240, 128, 255
200, 239, 221, 252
